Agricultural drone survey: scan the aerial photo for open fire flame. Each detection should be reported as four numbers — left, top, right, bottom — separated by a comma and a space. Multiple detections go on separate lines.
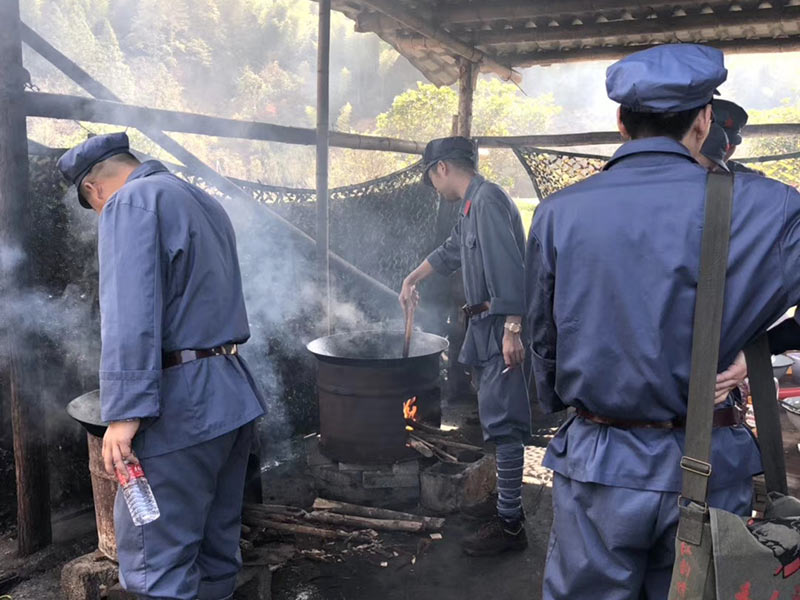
403, 396, 418, 422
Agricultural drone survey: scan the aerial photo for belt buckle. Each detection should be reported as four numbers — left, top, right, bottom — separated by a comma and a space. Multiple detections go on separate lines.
461, 303, 471, 317
732, 403, 744, 425
680, 456, 712, 477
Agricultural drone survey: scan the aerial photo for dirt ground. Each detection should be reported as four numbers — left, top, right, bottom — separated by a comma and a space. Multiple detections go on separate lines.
0, 508, 97, 598
270, 483, 551, 600
0, 396, 558, 599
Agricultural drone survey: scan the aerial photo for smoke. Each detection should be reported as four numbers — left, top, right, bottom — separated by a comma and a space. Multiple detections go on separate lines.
0, 183, 102, 418
2, 149, 401, 486
218, 189, 385, 443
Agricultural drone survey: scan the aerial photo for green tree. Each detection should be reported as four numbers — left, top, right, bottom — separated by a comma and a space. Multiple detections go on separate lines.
369, 80, 561, 192
743, 100, 800, 187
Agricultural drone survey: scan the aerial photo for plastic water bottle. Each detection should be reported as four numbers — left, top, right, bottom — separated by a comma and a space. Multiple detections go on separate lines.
116, 462, 160, 526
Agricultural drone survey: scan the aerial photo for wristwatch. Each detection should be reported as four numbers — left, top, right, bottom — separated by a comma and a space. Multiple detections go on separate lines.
504, 322, 522, 334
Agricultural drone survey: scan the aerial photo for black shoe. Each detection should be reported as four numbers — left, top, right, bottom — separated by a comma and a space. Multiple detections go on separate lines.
461, 516, 528, 556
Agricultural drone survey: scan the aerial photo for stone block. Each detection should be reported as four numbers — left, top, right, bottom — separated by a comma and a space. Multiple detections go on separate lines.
421, 453, 496, 514
392, 460, 420, 475
61, 551, 120, 600
106, 585, 138, 600
311, 464, 362, 487
338, 462, 387, 472
362, 470, 419, 489
304, 434, 334, 467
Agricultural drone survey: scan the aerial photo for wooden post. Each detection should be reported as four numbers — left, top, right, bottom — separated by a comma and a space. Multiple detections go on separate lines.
441, 60, 480, 400
0, 1, 52, 555
317, 0, 332, 334
457, 58, 477, 138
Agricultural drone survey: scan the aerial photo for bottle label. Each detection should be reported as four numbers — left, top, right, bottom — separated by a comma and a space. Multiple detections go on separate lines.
116, 462, 145, 486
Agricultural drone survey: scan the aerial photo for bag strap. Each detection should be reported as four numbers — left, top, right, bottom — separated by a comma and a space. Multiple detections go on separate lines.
677, 171, 734, 545
744, 335, 788, 495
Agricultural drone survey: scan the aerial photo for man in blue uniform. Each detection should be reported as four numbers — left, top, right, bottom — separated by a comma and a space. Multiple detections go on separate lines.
526, 45, 800, 599
697, 123, 730, 173
400, 137, 531, 555
713, 98, 763, 175
58, 133, 266, 600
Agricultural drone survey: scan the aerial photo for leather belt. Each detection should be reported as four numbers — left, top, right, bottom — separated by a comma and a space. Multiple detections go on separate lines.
163, 344, 238, 369
576, 405, 744, 430
462, 301, 490, 318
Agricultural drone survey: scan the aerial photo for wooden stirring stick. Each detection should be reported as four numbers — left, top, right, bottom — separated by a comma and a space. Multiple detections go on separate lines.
403, 302, 416, 358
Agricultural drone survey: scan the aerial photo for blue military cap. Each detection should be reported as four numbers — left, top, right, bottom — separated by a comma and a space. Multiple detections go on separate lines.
422, 136, 478, 187
606, 44, 727, 113
700, 123, 730, 172
712, 99, 748, 146
57, 132, 130, 209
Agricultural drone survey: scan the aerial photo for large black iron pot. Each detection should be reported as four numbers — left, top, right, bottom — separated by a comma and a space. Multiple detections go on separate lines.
307, 330, 448, 464
66, 390, 108, 437
307, 330, 448, 365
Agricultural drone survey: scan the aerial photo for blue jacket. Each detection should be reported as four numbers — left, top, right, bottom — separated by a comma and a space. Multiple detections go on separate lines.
98, 161, 266, 458
427, 175, 526, 366
527, 137, 800, 492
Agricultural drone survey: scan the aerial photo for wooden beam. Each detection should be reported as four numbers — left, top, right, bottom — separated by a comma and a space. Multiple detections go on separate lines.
21, 26, 407, 316
25, 92, 800, 152
24, 16, 424, 155
317, 0, 331, 334
457, 58, 477, 138
23, 91, 424, 154
478, 123, 800, 149
402, 5, 800, 47
509, 36, 800, 68
356, 0, 522, 83
743, 124, 800, 138
0, 3, 52, 556
478, 131, 623, 147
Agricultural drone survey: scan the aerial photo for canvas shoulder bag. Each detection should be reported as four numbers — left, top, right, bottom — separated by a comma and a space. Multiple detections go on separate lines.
668, 171, 800, 599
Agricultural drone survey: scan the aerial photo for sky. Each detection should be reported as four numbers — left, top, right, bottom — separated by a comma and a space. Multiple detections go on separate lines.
514, 52, 800, 134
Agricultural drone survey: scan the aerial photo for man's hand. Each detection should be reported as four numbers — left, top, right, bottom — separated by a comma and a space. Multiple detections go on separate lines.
399, 277, 420, 312
503, 330, 525, 369
399, 261, 434, 312
103, 420, 141, 482
715, 351, 747, 405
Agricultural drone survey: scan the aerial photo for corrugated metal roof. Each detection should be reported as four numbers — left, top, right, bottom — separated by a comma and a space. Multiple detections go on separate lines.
328, 0, 800, 84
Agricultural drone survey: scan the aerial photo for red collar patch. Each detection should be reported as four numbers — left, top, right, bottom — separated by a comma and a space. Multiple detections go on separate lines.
463, 199, 472, 216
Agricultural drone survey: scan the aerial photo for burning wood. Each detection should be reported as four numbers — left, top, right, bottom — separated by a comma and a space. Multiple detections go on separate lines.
408, 433, 457, 463
403, 396, 418, 421
312, 498, 445, 531
410, 431, 483, 453
404, 418, 455, 436
408, 438, 434, 458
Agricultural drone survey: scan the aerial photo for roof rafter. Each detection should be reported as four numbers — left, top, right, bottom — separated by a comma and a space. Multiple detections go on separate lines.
356, 0, 522, 83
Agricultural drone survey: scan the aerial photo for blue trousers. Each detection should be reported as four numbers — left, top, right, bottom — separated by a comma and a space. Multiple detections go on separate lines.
543, 473, 753, 600
115, 423, 254, 600
473, 355, 531, 442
